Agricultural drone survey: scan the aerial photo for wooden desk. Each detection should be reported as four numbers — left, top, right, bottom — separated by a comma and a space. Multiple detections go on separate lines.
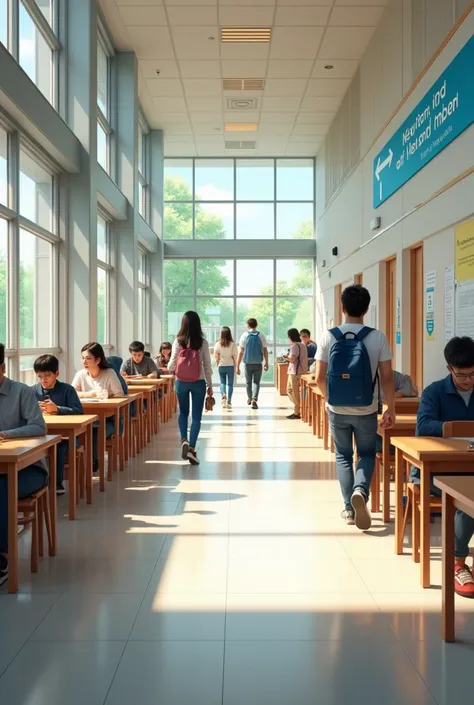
126, 391, 144, 456
160, 375, 175, 421
125, 385, 156, 442
392, 437, 474, 588
277, 363, 289, 396
434, 475, 474, 642
0, 435, 61, 593
43, 414, 98, 520
127, 378, 166, 431
390, 397, 421, 415
300, 374, 315, 422
377, 415, 418, 522
80, 398, 129, 490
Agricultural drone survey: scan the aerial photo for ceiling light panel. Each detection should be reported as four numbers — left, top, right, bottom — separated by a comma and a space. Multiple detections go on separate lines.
224, 123, 258, 132
222, 78, 265, 91
221, 28, 272, 43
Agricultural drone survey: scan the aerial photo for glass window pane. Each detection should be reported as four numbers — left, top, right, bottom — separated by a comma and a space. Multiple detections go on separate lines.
97, 267, 108, 344
276, 158, 314, 201
0, 0, 6, 49
20, 149, 54, 231
196, 203, 233, 240
20, 229, 53, 348
97, 40, 108, 117
20, 355, 38, 385
236, 203, 274, 239
164, 259, 194, 297
97, 214, 108, 263
19, 2, 53, 104
276, 259, 313, 296
164, 159, 193, 200
196, 297, 235, 385
0, 218, 7, 345
236, 159, 274, 201
138, 250, 147, 285
276, 203, 313, 239
236, 259, 273, 295
195, 159, 233, 201
196, 260, 233, 296
275, 297, 313, 345
36, 0, 53, 28
138, 181, 146, 218
137, 286, 144, 342
0, 127, 7, 206
165, 297, 194, 342
236, 298, 274, 343
138, 129, 145, 176
164, 201, 192, 240
97, 122, 108, 171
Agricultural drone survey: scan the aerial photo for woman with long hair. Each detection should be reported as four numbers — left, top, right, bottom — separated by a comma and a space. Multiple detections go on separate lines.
72, 343, 124, 399
214, 326, 238, 410
154, 342, 172, 374
168, 311, 213, 465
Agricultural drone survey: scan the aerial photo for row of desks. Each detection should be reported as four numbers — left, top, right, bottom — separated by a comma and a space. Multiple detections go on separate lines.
300, 374, 474, 641
0, 375, 176, 594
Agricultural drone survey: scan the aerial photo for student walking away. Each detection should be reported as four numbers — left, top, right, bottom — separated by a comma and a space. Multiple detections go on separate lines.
300, 329, 317, 365
316, 285, 396, 530
121, 341, 159, 379
0, 344, 47, 587
236, 318, 269, 410
286, 328, 308, 419
214, 326, 238, 410
154, 342, 172, 375
32, 354, 83, 496
412, 336, 474, 598
72, 342, 125, 473
168, 311, 213, 465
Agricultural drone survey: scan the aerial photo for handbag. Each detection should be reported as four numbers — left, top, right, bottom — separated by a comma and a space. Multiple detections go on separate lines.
205, 389, 215, 412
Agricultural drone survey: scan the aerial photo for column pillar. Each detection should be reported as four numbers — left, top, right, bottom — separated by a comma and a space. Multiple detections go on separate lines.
150, 129, 164, 352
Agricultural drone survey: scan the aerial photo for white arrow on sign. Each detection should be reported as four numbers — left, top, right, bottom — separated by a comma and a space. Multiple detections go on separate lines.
375, 148, 393, 201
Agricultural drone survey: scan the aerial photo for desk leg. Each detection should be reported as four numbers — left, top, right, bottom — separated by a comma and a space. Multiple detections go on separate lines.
48, 445, 57, 556
382, 433, 391, 523
139, 398, 145, 451
124, 404, 130, 463
312, 394, 317, 436
99, 414, 106, 491
110, 411, 119, 478
323, 406, 329, 451
119, 408, 125, 472
7, 464, 18, 593
68, 430, 76, 521
442, 491, 455, 642
85, 424, 93, 504
420, 464, 431, 588
395, 449, 404, 554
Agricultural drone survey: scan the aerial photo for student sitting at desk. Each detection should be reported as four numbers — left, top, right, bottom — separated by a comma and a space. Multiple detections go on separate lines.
413, 336, 474, 598
0, 343, 47, 588
72, 343, 124, 473
32, 354, 83, 496
121, 341, 159, 379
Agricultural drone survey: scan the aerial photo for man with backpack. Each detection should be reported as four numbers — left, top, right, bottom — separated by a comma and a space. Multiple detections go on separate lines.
316, 285, 396, 530
237, 318, 269, 409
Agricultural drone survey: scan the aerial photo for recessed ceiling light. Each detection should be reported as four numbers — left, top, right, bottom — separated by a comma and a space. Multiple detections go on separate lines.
221, 28, 272, 43
224, 123, 258, 132
324, 64, 334, 70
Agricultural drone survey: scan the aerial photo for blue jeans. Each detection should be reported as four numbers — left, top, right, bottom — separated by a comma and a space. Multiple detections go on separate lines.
219, 366, 235, 402
0, 466, 47, 552
410, 467, 474, 557
245, 363, 263, 401
328, 411, 378, 509
175, 379, 207, 449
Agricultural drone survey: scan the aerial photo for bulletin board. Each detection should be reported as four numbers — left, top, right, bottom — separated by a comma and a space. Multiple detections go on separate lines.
446, 219, 474, 341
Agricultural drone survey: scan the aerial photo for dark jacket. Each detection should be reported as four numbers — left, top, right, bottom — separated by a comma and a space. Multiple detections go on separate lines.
32, 381, 83, 415
416, 375, 474, 437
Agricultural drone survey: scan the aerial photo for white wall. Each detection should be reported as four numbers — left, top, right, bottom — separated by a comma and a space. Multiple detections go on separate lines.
315, 1, 474, 389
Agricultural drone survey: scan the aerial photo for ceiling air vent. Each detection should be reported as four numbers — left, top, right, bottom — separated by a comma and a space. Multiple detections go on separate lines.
223, 79, 265, 91
226, 98, 259, 111
225, 140, 257, 150
221, 27, 272, 43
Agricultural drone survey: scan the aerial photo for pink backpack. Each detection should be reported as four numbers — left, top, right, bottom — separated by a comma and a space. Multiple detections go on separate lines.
175, 347, 201, 382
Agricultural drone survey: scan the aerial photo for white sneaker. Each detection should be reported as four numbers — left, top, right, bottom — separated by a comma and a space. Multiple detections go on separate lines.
227, 401, 232, 411
351, 489, 371, 530
187, 447, 200, 465
221, 396, 227, 407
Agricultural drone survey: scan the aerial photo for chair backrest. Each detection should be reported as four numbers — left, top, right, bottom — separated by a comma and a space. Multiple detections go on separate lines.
106, 356, 128, 395
443, 420, 474, 437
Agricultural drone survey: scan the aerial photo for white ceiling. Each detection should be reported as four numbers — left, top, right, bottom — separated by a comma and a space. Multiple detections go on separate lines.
99, 0, 388, 157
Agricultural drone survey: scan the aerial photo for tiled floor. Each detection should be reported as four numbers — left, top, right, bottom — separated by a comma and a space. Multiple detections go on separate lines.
1, 388, 473, 704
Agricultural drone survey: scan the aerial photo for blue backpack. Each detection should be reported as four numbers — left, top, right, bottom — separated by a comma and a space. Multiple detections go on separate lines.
243, 331, 263, 364
327, 327, 376, 407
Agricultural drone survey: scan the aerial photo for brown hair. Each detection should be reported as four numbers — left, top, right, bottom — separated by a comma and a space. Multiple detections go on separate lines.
219, 326, 234, 348
247, 317, 258, 329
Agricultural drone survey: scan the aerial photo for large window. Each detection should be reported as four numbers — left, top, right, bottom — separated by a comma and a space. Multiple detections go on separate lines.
0, 218, 8, 346
137, 248, 150, 345
97, 213, 113, 345
138, 116, 149, 221
97, 32, 112, 174
164, 158, 314, 241
164, 258, 314, 385
17, 1, 59, 106
0, 126, 7, 205
19, 146, 54, 231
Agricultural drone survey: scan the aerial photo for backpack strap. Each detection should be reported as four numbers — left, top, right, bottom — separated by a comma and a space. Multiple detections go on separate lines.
329, 327, 343, 340
354, 326, 374, 341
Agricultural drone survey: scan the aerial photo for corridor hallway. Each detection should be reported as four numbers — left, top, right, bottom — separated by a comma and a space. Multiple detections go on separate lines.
0, 389, 473, 705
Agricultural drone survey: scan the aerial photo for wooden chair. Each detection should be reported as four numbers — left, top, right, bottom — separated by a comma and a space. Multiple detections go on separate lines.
18, 487, 53, 573
64, 441, 87, 503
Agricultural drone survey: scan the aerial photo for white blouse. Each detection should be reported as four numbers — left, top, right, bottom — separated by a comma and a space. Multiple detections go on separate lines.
71, 368, 124, 397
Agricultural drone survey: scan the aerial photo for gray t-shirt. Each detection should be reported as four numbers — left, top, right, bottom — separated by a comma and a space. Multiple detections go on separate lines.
316, 324, 392, 415
120, 356, 159, 377
458, 388, 473, 407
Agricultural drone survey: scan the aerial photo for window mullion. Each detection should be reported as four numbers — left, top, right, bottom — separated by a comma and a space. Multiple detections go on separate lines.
21, 0, 61, 51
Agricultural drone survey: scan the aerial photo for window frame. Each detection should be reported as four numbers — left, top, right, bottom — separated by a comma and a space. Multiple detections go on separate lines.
138, 112, 149, 222
96, 23, 114, 176
137, 246, 150, 346
97, 208, 114, 348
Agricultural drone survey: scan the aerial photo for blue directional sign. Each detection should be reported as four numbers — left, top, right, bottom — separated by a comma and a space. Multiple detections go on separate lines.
373, 35, 474, 209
